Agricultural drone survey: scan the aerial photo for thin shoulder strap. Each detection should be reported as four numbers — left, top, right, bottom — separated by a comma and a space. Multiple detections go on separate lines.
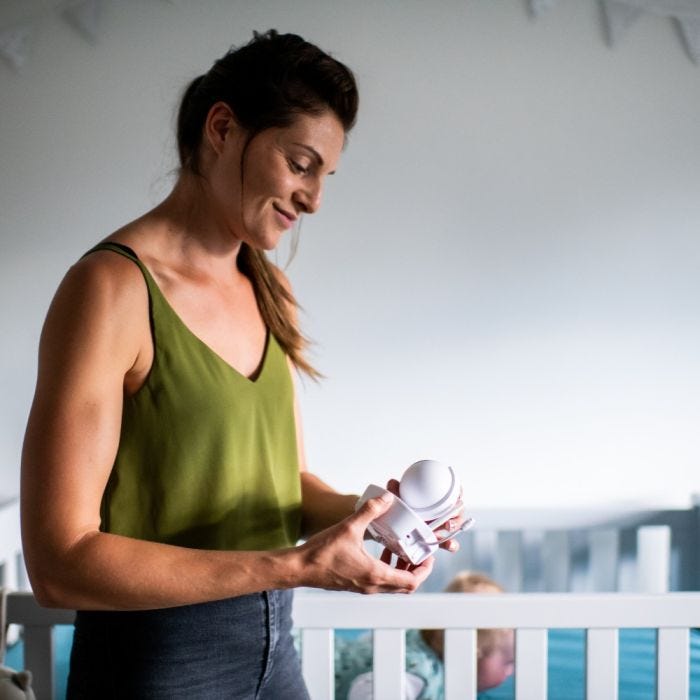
82, 241, 140, 262
82, 242, 157, 338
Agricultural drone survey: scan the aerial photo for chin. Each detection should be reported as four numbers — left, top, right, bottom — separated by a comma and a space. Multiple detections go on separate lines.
242, 230, 284, 252
258, 236, 282, 252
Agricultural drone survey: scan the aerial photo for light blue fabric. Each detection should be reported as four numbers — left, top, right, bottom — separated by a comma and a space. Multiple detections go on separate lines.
335, 629, 443, 699
8, 626, 700, 700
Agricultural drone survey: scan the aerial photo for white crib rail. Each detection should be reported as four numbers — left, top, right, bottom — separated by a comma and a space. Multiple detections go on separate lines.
0, 496, 24, 591
293, 591, 700, 700
457, 522, 673, 593
5, 593, 74, 700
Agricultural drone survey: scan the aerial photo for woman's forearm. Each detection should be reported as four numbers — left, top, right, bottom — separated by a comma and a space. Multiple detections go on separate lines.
30, 492, 433, 610
27, 530, 303, 611
299, 471, 358, 536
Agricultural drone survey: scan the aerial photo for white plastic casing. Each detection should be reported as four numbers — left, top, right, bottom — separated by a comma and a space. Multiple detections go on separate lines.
399, 459, 461, 527
355, 460, 472, 565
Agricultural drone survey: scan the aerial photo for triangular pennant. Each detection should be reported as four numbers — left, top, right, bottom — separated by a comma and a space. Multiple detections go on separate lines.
0, 24, 34, 72
677, 17, 700, 63
528, 0, 560, 18
62, 0, 103, 44
601, 0, 645, 46
611, 0, 700, 20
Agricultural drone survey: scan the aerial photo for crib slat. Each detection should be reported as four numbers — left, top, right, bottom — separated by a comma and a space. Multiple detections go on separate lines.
495, 531, 524, 592
637, 526, 671, 593
23, 624, 56, 700
586, 628, 618, 699
589, 530, 619, 591
444, 629, 477, 700
0, 551, 18, 589
373, 629, 405, 700
542, 531, 570, 592
515, 628, 547, 699
658, 627, 689, 699
301, 629, 334, 700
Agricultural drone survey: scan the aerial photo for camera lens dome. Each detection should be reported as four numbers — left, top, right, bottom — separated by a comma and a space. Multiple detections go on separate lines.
399, 459, 459, 520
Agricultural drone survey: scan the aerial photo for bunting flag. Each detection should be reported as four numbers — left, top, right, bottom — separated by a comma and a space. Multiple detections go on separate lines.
61, 0, 103, 44
1, 0, 699, 74
528, 0, 560, 18
601, 0, 646, 46
677, 17, 700, 63
0, 24, 33, 72
531, 0, 700, 64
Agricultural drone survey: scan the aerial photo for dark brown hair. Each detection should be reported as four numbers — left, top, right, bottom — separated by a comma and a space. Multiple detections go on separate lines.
176, 31, 358, 378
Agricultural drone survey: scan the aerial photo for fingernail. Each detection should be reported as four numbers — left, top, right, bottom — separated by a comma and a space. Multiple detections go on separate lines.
379, 491, 394, 504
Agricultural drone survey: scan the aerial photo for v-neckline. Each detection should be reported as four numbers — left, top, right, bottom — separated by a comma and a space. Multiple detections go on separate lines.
155, 277, 271, 384
105, 243, 271, 385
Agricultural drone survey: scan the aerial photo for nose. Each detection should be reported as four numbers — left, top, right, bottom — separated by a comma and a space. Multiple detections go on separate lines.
294, 179, 323, 215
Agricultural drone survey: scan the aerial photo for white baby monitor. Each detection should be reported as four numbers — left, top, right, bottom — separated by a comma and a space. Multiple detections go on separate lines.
356, 459, 474, 565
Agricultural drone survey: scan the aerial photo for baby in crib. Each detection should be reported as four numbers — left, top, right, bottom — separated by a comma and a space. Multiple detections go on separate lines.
334, 571, 515, 699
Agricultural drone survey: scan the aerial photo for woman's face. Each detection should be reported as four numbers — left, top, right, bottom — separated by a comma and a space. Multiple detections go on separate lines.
208, 108, 345, 250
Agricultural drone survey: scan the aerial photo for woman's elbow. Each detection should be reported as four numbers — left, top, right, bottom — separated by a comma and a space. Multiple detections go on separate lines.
23, 555, 70, 608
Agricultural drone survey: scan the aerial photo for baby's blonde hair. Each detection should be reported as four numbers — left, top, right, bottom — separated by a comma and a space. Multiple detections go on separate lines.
421, 570, 512, 658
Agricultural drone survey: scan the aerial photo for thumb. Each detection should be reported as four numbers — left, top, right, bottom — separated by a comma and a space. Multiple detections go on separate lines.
351, 491, 394, 532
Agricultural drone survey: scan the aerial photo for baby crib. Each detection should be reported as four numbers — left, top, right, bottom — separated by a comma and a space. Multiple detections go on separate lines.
2, 494, 700, 699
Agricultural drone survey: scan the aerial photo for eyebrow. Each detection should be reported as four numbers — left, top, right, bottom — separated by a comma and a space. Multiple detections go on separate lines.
292, 143, 336, 174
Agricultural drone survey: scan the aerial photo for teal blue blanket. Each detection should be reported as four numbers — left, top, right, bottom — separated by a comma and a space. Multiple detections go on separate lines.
480, 628, 700, 700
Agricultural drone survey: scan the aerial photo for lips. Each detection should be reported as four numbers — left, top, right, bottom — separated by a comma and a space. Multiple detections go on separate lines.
273, 204, 296, 227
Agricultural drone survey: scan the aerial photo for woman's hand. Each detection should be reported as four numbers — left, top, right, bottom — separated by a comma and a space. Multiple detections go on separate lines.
295, 491, 434, 594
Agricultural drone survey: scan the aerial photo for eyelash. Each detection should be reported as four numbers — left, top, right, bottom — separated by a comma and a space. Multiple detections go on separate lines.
288, 159, 309, 175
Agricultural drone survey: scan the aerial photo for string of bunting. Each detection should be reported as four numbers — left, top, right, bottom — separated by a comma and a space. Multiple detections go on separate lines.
0, 0, 172, 72
1, 0, 699, 73
528, 0, 700, 63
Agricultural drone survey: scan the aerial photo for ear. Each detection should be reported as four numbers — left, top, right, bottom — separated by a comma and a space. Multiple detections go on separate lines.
203, 101, 240, 156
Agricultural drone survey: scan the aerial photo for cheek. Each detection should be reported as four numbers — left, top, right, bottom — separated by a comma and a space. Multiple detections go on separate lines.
477, 658, 512, 690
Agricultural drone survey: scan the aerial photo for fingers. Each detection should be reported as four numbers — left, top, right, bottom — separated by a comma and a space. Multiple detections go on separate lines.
377, 547, 430, 584
406, 555, 434, 587
385, 479, 400, 496
351, 491, 394, 533
380, 547, 392, 565
433, 512, 466, 552
374, 555, 434, 593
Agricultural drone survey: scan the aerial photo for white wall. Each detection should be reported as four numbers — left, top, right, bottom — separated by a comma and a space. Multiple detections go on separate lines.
1, 0, 699, 507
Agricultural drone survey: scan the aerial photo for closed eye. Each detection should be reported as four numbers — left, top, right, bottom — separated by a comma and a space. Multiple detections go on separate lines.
288, 159, 309, 175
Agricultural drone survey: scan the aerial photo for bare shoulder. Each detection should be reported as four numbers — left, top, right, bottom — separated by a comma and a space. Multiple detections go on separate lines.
40, 247, 150, 376
53, 247, 147, 317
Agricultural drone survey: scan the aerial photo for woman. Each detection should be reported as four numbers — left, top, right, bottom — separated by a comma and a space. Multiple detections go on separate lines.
20, 30, 459, 698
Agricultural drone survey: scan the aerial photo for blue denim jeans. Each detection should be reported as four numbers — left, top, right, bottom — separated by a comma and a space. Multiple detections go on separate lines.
67, 590, 309, 699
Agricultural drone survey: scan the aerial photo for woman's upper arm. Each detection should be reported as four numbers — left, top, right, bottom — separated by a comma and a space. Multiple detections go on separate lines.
20, 253, 148, 584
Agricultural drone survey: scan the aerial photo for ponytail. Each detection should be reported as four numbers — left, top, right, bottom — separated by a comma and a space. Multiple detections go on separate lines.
237, 244, 321, 380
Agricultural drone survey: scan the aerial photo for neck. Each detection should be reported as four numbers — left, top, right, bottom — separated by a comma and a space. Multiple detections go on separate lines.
145, 172, 244, 275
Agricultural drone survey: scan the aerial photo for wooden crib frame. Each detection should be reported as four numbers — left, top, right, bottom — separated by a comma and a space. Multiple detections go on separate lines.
4, 590, 699, 700
294, 590, 700, 700
2, 494, 699, 699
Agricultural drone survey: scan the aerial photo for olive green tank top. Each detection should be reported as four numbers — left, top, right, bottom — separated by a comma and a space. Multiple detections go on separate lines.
89, 242, 302, 551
